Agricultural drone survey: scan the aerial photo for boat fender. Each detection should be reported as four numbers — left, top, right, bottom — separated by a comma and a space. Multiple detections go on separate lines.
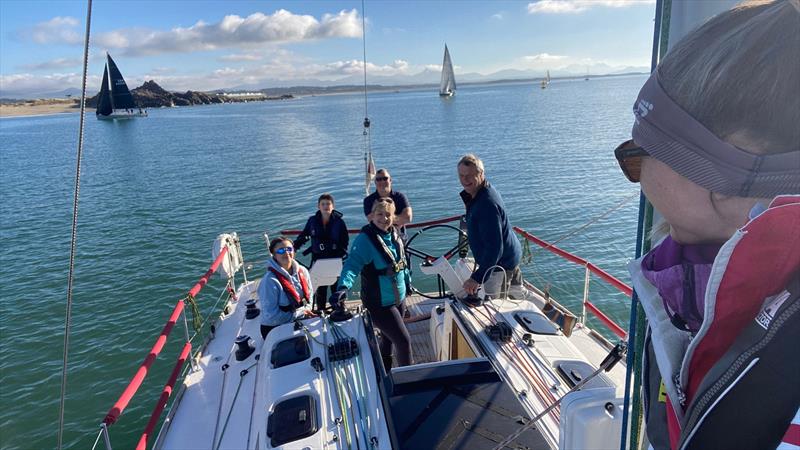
244, 299, 260, 319
234, 335, 256, 361
212, 233, 243, 279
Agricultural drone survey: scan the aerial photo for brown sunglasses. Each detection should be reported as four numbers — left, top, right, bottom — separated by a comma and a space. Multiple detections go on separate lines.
614, 139, 648, 183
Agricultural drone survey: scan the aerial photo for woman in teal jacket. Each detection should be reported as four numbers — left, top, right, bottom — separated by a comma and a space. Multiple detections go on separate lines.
330, 198, 412, 368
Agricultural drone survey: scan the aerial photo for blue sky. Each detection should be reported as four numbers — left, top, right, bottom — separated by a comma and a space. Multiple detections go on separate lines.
0, 0, 657, 96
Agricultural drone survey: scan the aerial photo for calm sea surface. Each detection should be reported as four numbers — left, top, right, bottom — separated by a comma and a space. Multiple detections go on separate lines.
0, 75, 647, 449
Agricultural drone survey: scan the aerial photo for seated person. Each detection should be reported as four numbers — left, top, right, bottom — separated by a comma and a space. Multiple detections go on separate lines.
258, 237, 314, 339
293, 193, 349, 311
331, 198, 413, 368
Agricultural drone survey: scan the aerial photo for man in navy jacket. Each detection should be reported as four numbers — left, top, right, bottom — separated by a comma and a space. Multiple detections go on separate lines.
457, 154, 522, 297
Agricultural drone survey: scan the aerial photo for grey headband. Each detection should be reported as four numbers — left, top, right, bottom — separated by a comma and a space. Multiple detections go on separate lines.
631, 71, 800, 198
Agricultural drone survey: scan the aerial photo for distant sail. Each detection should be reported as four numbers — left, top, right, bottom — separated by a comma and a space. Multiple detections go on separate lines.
540, 70, 551, 89
439, 44, 456, 97
96, 66, 113, 116
106, 54, 137, 110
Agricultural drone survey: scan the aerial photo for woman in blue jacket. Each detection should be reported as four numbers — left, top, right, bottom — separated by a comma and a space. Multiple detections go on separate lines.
330, 198, 412, 369
258, 237, 315, 339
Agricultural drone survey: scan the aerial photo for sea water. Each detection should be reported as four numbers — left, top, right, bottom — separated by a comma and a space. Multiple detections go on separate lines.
0, 74, 646, 449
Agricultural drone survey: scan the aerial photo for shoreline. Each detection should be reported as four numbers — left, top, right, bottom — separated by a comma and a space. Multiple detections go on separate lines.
0, 103, 80, 118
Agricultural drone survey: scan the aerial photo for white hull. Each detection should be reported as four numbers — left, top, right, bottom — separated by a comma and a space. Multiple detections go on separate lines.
97, 109, 147, 120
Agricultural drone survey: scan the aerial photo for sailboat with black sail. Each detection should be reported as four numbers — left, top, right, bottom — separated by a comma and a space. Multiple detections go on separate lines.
96, 53, 146, 120
439, 44, 456, 97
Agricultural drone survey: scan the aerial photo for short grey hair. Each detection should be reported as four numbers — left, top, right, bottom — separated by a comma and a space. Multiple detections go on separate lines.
458, 154, 485, 175
376, 168, 391, 177
658, 0, 799, 154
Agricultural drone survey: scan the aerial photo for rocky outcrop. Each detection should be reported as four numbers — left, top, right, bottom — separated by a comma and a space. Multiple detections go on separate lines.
86, 80, 292, 108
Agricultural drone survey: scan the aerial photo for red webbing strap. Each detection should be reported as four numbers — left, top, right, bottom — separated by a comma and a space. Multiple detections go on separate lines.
135, 341, 192, 450
189, 246, 228, 298
279, 214, 462, 235
103, 300, 185, 425
268, 267, 310, 307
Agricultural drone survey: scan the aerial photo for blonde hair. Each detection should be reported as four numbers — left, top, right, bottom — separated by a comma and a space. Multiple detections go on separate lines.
371, 197, 396, 216
458, 153, 485, 174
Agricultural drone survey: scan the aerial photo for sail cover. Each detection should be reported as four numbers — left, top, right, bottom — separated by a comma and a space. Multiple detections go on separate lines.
439, 45, 456, 95
96, 66, 113, 116
106, 54, 137, 110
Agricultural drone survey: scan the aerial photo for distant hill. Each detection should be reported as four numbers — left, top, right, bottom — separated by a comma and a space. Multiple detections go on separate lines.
84, 80, 293, 108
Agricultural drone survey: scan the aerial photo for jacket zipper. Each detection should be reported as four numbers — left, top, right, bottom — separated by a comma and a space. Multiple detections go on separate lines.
679, 298, 800, 449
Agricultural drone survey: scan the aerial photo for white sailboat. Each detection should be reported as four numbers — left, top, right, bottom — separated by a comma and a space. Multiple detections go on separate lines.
439, 44, 456, 97
540, 70, 551, 89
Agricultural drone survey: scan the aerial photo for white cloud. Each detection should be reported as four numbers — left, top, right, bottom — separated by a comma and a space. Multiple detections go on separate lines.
0, 72, 98, 95
219, 53, 263, 62
491, 12, 504, 20
527, 0, 654, 14
522, 53, 567, 62
20, 58, 83, 71
93, 9, 362, 56
17, 16, 82, 45
313, 59, 411, 77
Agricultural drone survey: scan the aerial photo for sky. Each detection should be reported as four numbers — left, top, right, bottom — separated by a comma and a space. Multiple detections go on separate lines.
0, 0, 658, 97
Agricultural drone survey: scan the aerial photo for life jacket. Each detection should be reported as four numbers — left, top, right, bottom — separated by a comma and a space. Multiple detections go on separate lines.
634, 195, 800, 450
268, 266, 310, 312
305, 211, 346, 258
360, 223, 407, 306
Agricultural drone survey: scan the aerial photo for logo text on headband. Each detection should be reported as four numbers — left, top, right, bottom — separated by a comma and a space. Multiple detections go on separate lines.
634, 99, 654, 124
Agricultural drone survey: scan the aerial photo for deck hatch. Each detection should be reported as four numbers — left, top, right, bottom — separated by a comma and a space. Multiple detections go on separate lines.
513, 311, 559, 335
270, 335, 311, 369
267, 395, 318, 446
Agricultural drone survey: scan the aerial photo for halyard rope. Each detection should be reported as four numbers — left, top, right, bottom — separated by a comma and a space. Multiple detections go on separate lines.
58, 1, 92, 447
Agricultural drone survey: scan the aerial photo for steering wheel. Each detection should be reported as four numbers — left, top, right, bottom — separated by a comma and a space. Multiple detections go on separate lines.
404, 223, 470, 299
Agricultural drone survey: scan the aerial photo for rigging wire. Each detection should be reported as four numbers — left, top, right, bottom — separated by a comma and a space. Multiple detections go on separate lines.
526, 191, 639, 255
58, 0, 92, 448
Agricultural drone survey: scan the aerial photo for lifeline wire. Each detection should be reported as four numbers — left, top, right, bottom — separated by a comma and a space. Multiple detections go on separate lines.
58, 1, 92, 448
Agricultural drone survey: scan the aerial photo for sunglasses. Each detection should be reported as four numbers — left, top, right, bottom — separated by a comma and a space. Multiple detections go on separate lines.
274, 246, 294, 255
375, 176, 390, 182
614, 139, 648, 183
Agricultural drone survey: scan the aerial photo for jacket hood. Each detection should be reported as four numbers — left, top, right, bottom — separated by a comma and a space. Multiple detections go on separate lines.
268, 258, 297, 277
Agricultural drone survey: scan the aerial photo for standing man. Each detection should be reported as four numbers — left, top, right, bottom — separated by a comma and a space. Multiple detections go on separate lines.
457, 154, 522, 297
363, 168, 413, 227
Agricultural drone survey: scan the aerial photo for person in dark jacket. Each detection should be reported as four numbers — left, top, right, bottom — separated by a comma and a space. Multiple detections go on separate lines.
363, 168, 413, 227
457, 154, 522, 297
293, 193, 349, 311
